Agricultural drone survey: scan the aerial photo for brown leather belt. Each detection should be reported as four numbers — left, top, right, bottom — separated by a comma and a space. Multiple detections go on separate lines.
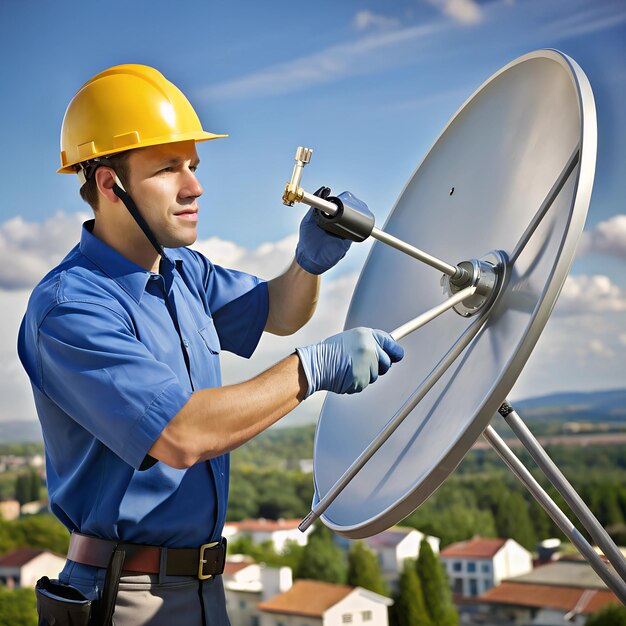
67, 532, 227, 580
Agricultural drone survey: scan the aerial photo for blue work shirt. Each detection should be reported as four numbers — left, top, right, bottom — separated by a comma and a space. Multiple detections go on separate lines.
18, 221, 268, 549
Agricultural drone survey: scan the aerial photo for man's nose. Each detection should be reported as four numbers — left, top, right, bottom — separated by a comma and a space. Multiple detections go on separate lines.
181, 169, 203, 199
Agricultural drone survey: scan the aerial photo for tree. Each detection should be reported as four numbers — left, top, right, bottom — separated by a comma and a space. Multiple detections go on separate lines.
14, 474, 30, 506
493, 491, 536, 550
29, 470, 41, 502
585, 603, 626, 626
347, 541, 388, 596
416, 539, 457, 626
295, 525, 346, 584
0, 586, 37, 626
389, 560, 431, 626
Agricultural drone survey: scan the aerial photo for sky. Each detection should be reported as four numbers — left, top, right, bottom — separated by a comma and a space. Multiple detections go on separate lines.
0, 0, 625, 427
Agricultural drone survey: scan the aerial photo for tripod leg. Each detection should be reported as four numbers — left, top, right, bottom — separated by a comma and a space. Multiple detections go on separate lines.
483, 425, 626, 603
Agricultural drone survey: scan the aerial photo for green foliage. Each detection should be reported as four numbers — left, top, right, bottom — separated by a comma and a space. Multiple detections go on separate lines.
0, 586, 38, 626
231, 424, 316, 470
0, 443, 44, 457
389, 560, 431, 626
0, 514, 69, 556
227, 535, 304, 571
14, 470, 41, 506
585, 603, 626, 626
347, 541, 388, 596
227, 467, 313, 521
416, 539, 457, 626
295, 525, 346, 584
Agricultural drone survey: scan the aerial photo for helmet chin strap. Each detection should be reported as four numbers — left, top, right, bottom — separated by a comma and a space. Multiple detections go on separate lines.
111, 177, 165, 260
80, 157, 165, 260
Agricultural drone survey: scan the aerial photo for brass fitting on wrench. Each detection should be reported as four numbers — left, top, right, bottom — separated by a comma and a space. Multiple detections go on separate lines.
282, 147, 312, 206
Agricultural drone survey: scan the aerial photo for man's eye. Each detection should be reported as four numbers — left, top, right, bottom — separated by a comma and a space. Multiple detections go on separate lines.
189, 165, 198, 173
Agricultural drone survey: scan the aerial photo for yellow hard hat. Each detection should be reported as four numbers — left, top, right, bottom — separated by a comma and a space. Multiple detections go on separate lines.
58, 64, 227, 174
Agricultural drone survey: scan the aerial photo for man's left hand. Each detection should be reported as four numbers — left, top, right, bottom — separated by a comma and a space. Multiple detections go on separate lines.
295, 191, 368, 275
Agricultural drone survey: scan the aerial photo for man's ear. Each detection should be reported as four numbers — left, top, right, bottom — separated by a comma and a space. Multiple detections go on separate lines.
95, 167, 120, 203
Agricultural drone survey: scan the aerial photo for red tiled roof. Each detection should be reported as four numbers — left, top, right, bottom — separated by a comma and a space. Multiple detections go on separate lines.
440, 537, 507, 559
226, 518, 302, 532
258, 580, 354, 617
0, 548, 46, 567
478, 581, 618, 614
223, 561, 254, 576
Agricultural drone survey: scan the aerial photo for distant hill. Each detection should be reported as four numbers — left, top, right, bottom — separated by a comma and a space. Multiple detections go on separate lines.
514, 388, 626, 422
0, 420, 43, 443
0, 388, 624, 444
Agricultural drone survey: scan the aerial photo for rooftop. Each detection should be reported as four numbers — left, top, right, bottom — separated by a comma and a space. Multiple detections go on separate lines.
440, 537, 507, 559
506, 560, 610, 590
258, 580, 355, 617
366, 527, 417, 549
0, 548, 48, 567
223, 560, 255, 577
225, 518, 302, 532
478, 581, 618, 615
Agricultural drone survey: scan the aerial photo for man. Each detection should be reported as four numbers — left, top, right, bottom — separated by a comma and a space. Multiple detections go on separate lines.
18, 64, 403, 625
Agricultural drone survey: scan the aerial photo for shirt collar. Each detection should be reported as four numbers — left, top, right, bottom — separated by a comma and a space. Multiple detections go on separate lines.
79, 220, 183, 303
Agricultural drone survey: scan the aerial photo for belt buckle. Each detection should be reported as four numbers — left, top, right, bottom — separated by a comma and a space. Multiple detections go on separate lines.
198, 541, 219, 580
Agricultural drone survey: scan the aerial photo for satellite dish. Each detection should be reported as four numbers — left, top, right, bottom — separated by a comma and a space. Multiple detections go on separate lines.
311, 49, 595, 537
281, 49, 626, 601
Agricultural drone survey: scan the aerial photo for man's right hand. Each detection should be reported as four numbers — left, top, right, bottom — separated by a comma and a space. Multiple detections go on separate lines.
296, 328, 404, 398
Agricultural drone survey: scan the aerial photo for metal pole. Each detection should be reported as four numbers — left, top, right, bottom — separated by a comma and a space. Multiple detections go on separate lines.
370, 227, 464, 280
390, 285, 476, 341
289, 188, 467, 282
510, 146, 580, 263
299, 313, 486, 532
499, 401, 626, 582
483, 425, 626, 604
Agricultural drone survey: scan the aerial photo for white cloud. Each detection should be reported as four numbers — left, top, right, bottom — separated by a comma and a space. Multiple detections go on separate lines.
353, 10, 400, 31
555, 274, 626, 315
198, 20, 447, 101
579, 214, 626, 260
191, 234, 298, 280
427, 0, 483, 25
543, 2, 626, 40
0, 211, 88, 290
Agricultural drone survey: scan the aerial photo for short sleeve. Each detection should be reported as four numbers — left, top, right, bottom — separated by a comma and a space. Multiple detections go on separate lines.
37, 301, 192, 469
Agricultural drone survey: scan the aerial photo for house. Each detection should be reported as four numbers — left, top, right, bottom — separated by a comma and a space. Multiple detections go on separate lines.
223, 556, 293, 626
224, 518, 313, 553
365, 526, 440, 588
476, 559, 620, 625
258, 579, 393, 626
440, 537, 532, 597
0, 548, 66, 589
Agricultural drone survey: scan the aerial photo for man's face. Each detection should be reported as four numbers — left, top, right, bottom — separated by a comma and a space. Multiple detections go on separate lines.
125, 140, 203, 248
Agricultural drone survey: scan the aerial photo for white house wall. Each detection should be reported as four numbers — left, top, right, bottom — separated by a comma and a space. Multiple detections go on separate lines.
20, 553, 66, 588
260, 614, 321, 626
325, 590, 390, 626
492, 540, 533, 585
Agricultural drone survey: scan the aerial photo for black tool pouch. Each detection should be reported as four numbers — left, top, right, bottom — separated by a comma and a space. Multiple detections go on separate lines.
35, 546, 126, 626
35, 576, 93, 626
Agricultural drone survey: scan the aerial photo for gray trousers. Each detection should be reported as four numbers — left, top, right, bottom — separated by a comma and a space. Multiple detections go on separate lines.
59, 561, 230, 626
113, 573, 231, 626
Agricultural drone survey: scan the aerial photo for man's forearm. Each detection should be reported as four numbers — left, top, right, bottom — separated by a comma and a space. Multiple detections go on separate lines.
148, 354, 308, 468
265, 259, 320, 335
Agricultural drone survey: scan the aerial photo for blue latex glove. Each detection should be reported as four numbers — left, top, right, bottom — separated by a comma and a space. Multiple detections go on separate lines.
296, 327, 404, 398
295, 191, 369, 274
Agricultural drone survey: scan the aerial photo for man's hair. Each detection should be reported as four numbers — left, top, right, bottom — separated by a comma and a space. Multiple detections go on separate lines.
78, 152, 133, 211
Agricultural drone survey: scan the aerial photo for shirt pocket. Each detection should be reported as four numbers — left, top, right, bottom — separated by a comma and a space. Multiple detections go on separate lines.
198, 322, 221, 355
